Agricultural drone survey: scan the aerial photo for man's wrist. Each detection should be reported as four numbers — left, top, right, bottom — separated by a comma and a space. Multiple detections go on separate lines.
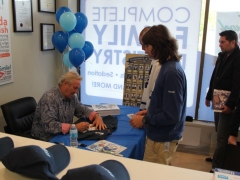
93, 113, 101, 120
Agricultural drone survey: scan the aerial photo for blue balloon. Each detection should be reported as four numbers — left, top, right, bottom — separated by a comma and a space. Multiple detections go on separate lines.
75, 12, 88, 33
82, 41, 94, 60
59, 12, 77, 32
56, 6, 71, 23
68, 33, 85, 49
67, 29, 77, 37
63, 51, 73, 68
51, 31, 68, 53
69, 48, 85, 68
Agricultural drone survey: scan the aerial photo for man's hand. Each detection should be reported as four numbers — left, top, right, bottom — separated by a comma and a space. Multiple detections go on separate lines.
205, 99, 210, 107
228, 135, 237, 146
221, 105, 232, 114
130, 115, 144, 128
76, 122, 89, 132
136, 109, 148, 115
92, 115, 107, 130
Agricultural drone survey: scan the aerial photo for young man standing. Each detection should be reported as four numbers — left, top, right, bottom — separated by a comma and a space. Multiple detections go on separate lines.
130, 24, 187, 165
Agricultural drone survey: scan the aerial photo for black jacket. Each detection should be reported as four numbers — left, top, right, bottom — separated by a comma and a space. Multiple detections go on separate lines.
74, 115, 118, 140
206, 46, 240, 110
230, 96, 240, 136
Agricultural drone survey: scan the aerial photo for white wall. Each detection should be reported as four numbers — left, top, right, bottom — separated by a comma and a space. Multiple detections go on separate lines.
0, 0, 77, 132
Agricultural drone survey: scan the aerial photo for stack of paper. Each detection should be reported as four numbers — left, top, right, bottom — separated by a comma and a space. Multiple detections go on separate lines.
92, 104, 120, 116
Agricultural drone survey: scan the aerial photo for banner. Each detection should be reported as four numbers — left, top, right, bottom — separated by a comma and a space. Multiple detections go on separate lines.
215, 12, 240, 55
0, 0, 13, 85
80, 0, 202, 116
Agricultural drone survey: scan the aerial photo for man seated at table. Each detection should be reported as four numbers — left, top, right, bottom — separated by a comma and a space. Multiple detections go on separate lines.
31, 71, 106, 141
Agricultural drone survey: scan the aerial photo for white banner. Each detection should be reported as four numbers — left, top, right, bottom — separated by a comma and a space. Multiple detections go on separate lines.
215, 11, 240, 55
80, 0, 202, 110
0, 0, 13, 85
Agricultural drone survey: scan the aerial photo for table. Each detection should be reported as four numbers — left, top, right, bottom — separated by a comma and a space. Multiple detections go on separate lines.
50, 105, 145, 160
0, 132, 214, 180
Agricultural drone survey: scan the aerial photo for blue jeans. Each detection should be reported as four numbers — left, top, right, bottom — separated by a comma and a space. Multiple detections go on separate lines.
212, 112, 232, 169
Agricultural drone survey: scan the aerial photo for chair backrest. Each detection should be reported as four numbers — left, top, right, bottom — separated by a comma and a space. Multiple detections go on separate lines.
223, 143, 240, 172
1, 97, 37, 136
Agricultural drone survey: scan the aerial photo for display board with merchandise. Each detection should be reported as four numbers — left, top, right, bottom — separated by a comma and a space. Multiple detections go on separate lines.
123, 54, 152, 107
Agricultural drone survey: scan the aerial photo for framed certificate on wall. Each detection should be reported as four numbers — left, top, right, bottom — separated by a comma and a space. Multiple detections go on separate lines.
12, 0, 33, 32
38, 0, 56, 13
40, 23, 55, 51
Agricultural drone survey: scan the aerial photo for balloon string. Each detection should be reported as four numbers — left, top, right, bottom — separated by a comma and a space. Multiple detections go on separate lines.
61, 53, 65, 74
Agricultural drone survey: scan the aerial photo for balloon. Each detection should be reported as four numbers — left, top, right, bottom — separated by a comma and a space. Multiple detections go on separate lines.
59, 12, 77, 32
63, 51, 73, 68
67, 29, 77, 37
69, 48, 85, 68
68, 33, 85, 49
52, 31, 68, 53
82, 41, 94, 60
56, 6, 71, 23
75, 12, 88, 33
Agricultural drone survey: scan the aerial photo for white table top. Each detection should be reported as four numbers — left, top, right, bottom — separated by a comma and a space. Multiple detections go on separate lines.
0, 132, 214, 180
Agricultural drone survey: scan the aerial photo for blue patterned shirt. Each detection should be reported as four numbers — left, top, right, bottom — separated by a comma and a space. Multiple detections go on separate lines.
31, 86, 93, 141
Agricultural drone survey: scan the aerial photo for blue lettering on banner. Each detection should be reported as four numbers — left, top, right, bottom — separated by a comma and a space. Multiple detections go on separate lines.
92, 82, 111, 88
88, 71, 113, 77
92, 82, 123, 90
113, 84, 123, 89
92, 6, 190, 23
90, 6, 191, 68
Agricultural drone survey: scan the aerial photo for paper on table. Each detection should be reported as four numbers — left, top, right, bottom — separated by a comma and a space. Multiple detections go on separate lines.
127, 113, 135, 119
86, 140, 126, 155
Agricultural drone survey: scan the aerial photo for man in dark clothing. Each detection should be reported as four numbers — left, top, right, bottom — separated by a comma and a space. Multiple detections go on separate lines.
228, 95, 240, 145
205, 30, 240, 170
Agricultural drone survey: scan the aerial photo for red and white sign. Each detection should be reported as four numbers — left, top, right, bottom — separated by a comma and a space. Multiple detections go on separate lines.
0, 0, 13, 85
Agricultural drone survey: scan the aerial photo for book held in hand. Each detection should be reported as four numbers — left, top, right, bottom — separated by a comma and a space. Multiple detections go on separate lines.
92, 104, 120, 116
212, 89, 231, 112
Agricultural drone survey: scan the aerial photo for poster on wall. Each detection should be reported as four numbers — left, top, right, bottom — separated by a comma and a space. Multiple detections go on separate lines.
80, 0, 202, 117
0, 0, 14, 85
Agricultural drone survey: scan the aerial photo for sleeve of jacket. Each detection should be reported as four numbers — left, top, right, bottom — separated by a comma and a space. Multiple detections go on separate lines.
206, 56, 220, 100
39, 94, 62, 134
74, 96, 93, 118
230, 97, 240, 137
146, 71, 185, 126
225, 55, 240, 110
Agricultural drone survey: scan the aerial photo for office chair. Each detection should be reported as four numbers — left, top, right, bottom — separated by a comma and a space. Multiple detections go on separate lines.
1, 97, 37, 138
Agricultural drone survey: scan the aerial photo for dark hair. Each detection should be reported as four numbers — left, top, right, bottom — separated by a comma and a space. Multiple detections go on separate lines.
219, 30, 238, 45
139, 26, 151, 38
142, 24, 182, 64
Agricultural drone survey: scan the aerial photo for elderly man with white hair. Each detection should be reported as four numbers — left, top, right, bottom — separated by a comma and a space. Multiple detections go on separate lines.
31, 71, 106, 141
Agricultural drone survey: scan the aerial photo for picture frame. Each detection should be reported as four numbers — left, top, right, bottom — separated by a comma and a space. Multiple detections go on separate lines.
40, 23, 55, 51
38, 0, 56, 13
12, 0, 33, 32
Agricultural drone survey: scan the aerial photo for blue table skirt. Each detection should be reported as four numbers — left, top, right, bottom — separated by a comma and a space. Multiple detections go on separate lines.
50, 105, 146, 160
